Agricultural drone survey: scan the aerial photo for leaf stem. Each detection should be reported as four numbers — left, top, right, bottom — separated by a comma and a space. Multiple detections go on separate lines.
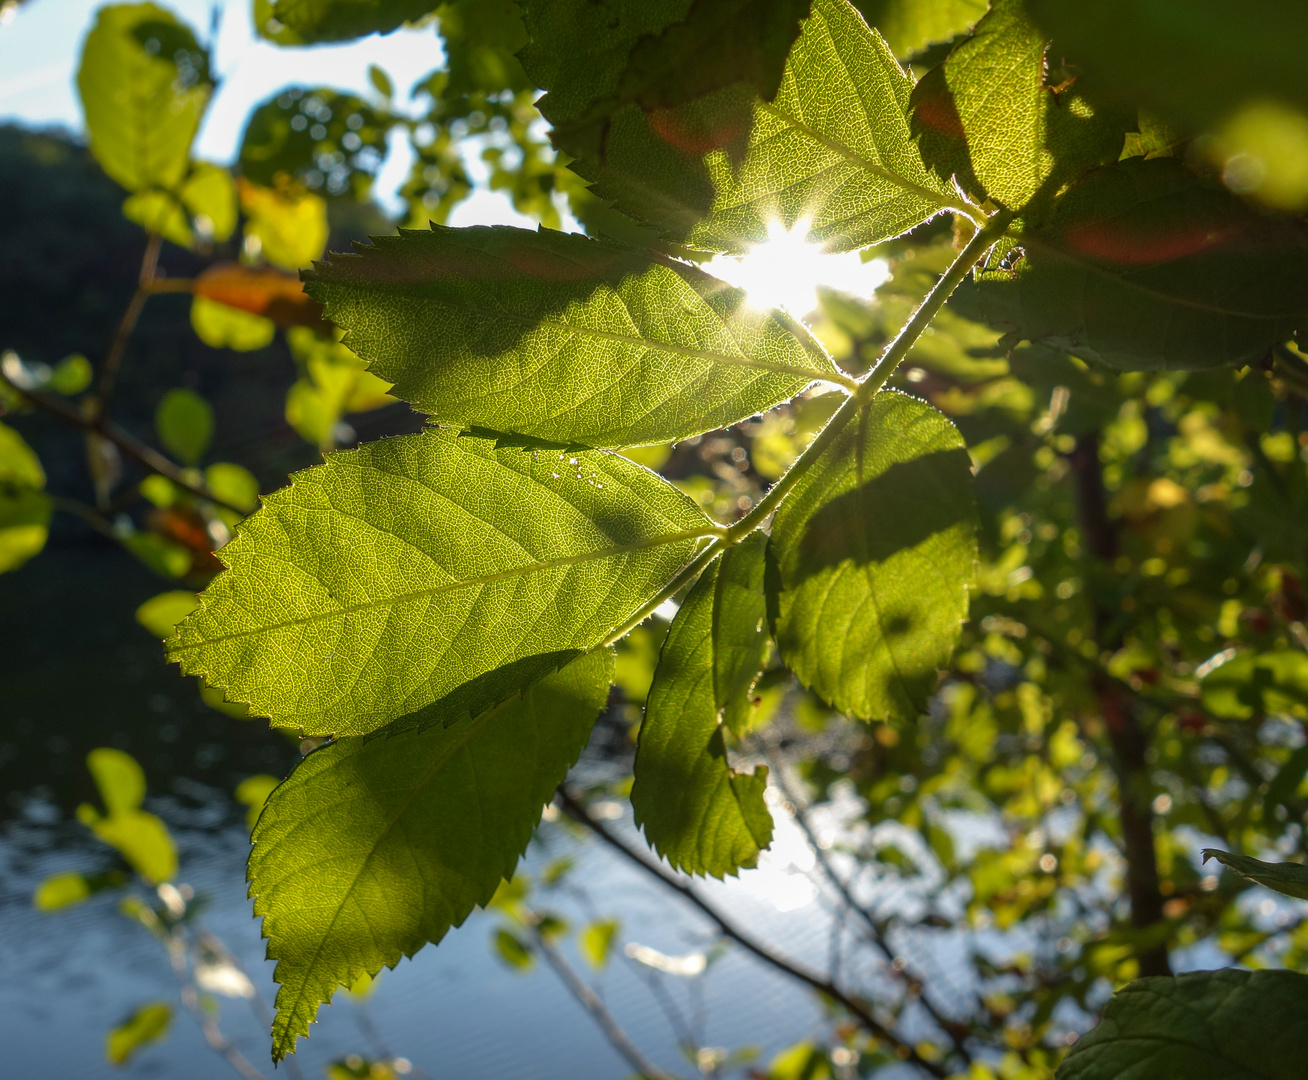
94, 231, 164, 419
724, 210, 1014, 544
599, 536, 725, 648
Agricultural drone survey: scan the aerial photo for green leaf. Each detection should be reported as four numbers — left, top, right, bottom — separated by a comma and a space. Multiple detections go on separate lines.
204, 462, 261, 514
33, 871, 93, 912
767, 390, 977, 721
0, 420, 51, 574
249, 649, 612, 1060
1200, 649, 1308, 720
49, 354, 94, 396
579, 918, 620, 970
88, 747, 146, 815
493, 927, 535, 970
367, 63, 393, 98
1056, 969, 1308, 1080
261, 0, 437, 43
851, 0, 986, 59
106, 1001, 172, 1066
168, 428, 715, 736
235, 774, 281, 832
955, 157, 1308, 371
1201, 849, 1308, 902
84, 809, 178, 885
239, 179, 329, 271
136, 590, 200, 639
1025, 0, 1308, 134
190, 296, 276, 351
304, 224, 841, 448
529, 0, 957, 254
155, 387, 214, 465
909, 0, 1124, 213
632, 532, 774, 877
121, 163, 236, 249
76, 3, 211, 193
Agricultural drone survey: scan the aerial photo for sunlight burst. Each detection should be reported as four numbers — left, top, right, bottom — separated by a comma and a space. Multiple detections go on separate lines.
704, 218, 890, 317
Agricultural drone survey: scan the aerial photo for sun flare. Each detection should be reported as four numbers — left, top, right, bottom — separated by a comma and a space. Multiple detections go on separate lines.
704, 218, 890, 317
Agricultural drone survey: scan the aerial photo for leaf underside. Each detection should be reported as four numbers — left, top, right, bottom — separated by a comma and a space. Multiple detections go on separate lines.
304, 224, 839, 448
632, 532, 774, 877
251, 649, 614, 1060
168, 428, 714, 736
1056, 969, 1308, 1080
1202, 849, 1308, 901
768, 390, 977, 721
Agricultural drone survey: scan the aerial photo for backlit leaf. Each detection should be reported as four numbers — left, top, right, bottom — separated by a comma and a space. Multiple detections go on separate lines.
235, 774, 281, 833
0, 419, 50, 574
155, 388, 214, 466
33, 872, 93, 912
135, 590, 200, 639
260, 0, 437, 44
909, 0, 1124, 213
1200, 649, 1308, 720
190, 296, 277, 352
527, 0, 956, 254
193, 263, 324, 328
168, 428, 715, 736
768, 391, 977, 721
579, 918, 620, 970
1056, 969, 1308, 1080
106, 1001, 172, 1066
87, 747, 146, 815
76, 3, 211, 193
239, 179, 329, 272
305, 224, 841, 448
632, 532, 774, 876
852, 0, 986, 59
249, 650, 612, 1059
955, 158, 1308, 371
1201, 849, 1308, 902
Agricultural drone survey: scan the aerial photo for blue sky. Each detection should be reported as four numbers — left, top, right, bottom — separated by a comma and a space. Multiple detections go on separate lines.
0, 0, 533, 223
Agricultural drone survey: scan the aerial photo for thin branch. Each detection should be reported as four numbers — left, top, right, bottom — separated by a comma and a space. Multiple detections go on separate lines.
760, 745, 974, 1067
95, 232, 164, 416
525, 910, 678, 1080
557, 788, 947, 1078
0, 374, 248, 516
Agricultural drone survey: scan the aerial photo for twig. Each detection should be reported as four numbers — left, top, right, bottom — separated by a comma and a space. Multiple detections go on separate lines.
165, 933, 271, 1080
0, 374, 248, 516
759, 745, 974, 1067
94, 232, 163, 415
525, 910, 677, 1080
557, 789, 947, 1078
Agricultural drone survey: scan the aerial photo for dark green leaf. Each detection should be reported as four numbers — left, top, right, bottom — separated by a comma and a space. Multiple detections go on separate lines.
305, 225, 842, 448
76, 3, 211, 193
768, 391, 977, 721
1056, 969, 1308, 1080
168, 429, 715, 736
632, 532, 773, 877
955, 158, 1308, 371
249, 650, 612, 1060
260, 0, 437, 44
1202, 849, 1308, 902
1024, 0, 1308, 133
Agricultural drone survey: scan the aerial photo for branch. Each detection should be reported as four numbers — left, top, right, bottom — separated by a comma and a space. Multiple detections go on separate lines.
557, 788, 948, 1078
525, 910, 678, 1080
94, 232, 163, 416
0, 373, 249, 517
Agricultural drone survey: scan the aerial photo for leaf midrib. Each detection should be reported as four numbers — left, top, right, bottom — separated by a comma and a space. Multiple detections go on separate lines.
173, 526, 721, 650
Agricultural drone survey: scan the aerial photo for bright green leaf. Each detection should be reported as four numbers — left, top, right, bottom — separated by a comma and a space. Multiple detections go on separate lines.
1056, 969, 1308, 1080
136, 590, 200, 638
0, 486, 51, 574
852, 0, 986, 59
235, 773, 281, 832
155, 387, 214, 465
106, 1001, 172, 1066
493, 928, 535, 970
168, 428, 714, 736
909, 0, 1124, 213
249, 649, 612, 1060
181, 162, 238, 242
305, 224, 841, 448
77, 3, 211, 193
34, 871, 93, 912
84, 808, 178, 885
534, 0, 957, 255
204, 462, 261, 513
1200, 649, 1308, 720
632, 532, 774, 877
122, 531, 193, 579
1202, 849, 1308, 902
191, 295, 277, 352
0, 420, 46, 487
239, 178, 330, 272
88, 747, 146, 815
49, 354, 93, 396
955, 158, 1308, 371
768, 391, 977, 721
579, 918, 620, 970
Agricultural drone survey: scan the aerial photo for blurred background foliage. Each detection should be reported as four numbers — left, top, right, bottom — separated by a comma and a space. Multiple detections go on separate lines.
3, 0, 1308, 1078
